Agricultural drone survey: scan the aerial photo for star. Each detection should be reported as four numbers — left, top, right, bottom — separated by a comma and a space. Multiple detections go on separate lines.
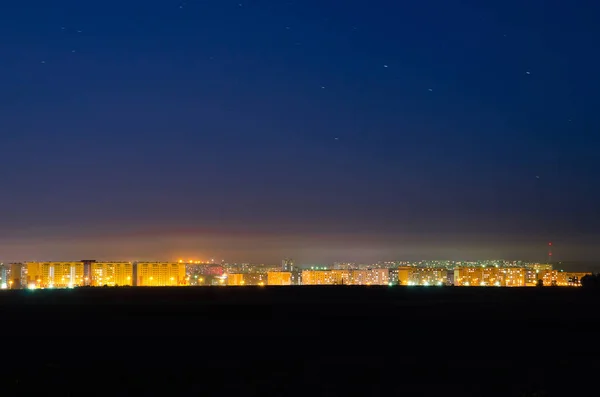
41, 60, 46, 64
525, 71, 531, 75
321, 86, 326, 89
383, 64, 388, 68
334, 137, 339, 140
428, 88, 433, 92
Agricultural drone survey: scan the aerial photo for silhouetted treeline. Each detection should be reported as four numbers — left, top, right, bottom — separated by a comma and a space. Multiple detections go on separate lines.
581, 273, 600, 288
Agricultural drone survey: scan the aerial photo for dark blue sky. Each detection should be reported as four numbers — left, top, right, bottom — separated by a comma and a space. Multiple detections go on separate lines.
1, 0, 599, 263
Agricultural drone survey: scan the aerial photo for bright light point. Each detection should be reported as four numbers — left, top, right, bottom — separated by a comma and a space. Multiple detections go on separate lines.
423, 281, 429, 286
48, 284, 54, 289
28, 284, 36, 290
0, 283, 6, 289
494, 281, 501, 286
388, 282, 393, 287
437, 282, 443, 286
464, 282, 470, 286
480, 282, 486, 286
68, 283, 74, 289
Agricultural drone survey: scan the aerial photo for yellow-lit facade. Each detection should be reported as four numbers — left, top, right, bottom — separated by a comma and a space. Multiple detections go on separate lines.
454, 267, 525, 287
302, 270, 339, 285
301, 269, 390, 285
537, 270, 590, 286
227, 274, 245, 286
136, 262, 187, 286
267, 271, 292, 286
26, 262, 85, 288
365, 268, 389, 285
557, 272, 590, 286
91, 262, 133, 287
502, 268, 526, 287
399, 267, 446, 286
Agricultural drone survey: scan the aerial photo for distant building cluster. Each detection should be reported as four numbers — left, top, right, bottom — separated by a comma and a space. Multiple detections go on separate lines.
0, 259, 591, 290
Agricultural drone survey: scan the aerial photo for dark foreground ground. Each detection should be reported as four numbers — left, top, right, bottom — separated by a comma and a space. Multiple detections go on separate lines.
1, 286, 600, 396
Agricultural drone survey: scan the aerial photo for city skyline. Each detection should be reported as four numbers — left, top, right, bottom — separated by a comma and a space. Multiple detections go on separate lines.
2, 1, 599, 262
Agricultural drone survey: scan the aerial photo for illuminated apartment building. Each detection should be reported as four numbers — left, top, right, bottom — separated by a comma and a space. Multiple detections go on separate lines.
350, 270, 368, 285
453, 267, 525, 287
0, 263, 6, 289
537, 270, 590, 287
267, 271, 292, 286
281, 258, 295, 272
365, 268, 389, 285
227, 274, 245, 286
557, 272, 590, 286
301, 270, 337, 285
388, 268, 399, 285
398, 267, 412, 286
399, 267, 447, 286
26, 262, 84, 288
538, 270, 557, 286
501, 268, 526, 287
331, 270, 352, 285
135, 262, 187, 286
91, 262, 133, 287
525, 269, 539, 286
9, 263, 24, 289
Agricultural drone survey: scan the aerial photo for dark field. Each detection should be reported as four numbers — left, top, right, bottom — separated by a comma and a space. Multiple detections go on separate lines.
2, 286, 600, 396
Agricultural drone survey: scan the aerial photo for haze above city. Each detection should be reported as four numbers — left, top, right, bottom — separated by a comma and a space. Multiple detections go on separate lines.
1, 1, 599, 264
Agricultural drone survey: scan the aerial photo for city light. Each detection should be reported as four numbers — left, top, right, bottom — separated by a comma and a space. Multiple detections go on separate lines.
0, 260, 590, 290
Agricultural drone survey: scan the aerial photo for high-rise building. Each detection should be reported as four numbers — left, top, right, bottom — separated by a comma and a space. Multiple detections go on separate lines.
281, 258, 294, 272
81, 259, 96, 286
267, 271, 292, 286
388, 268, 399, 285
10, 263, 24, 289
301, 270, 334, 285
0, 263, 7, 289
91, 262, 133, 286
399, 267, 446, 286
135, 262, 187, 286
26, 262, 85, 288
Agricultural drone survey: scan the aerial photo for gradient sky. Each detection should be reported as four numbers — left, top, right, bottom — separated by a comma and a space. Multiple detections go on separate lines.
1, 0, 599, 264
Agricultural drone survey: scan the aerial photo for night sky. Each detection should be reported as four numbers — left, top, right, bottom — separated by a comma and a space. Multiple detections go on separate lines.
1, 1, 599, 264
